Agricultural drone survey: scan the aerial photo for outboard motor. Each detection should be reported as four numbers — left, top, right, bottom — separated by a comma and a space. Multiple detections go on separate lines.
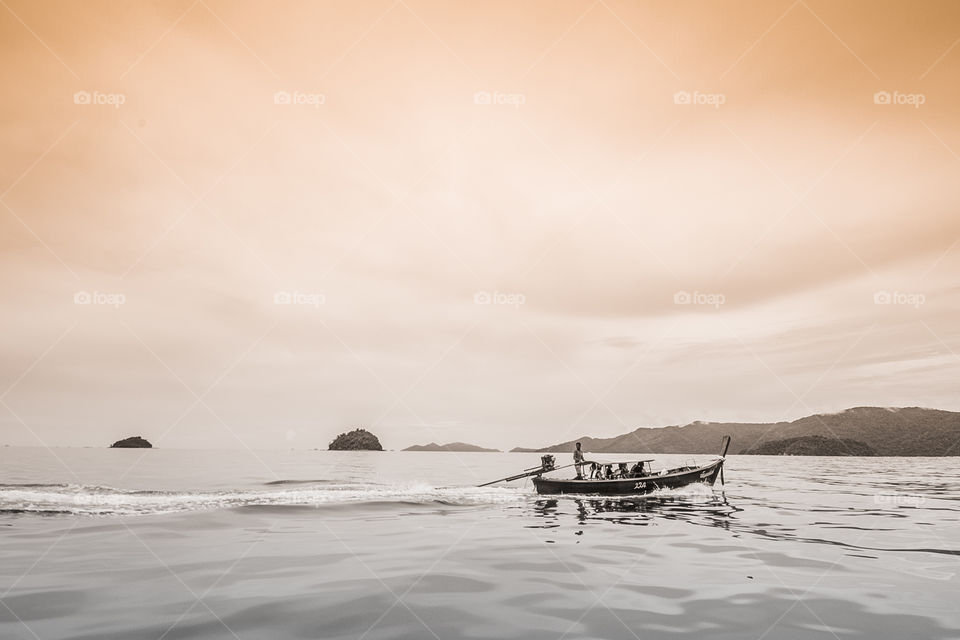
540, 454, 556, 471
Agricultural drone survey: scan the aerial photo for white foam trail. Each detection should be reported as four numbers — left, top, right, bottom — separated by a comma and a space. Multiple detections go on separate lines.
0, 483, 527, 517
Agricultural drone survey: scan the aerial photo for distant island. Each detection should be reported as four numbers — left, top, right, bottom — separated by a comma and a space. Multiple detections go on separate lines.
329, 428, 383, 451
110, 436, 152, 448
743, 435, 876, 456
511, 407, 960, 456
403, 442, 500, 452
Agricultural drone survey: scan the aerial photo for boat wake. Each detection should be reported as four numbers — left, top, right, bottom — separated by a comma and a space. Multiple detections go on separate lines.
0, 482, 527, 517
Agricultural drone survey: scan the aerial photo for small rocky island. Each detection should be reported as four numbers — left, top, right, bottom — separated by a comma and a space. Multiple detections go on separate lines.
403, 442, 500, 452
110, 436, 153, 448
744, 435, 876, 456
328, 428, 383, 451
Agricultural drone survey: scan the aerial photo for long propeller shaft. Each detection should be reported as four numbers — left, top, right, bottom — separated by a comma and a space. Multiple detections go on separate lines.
477, 462, 577, 487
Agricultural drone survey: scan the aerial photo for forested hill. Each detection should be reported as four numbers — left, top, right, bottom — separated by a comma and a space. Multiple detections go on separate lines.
403, 442, 499, 452
743, 435, 876, 456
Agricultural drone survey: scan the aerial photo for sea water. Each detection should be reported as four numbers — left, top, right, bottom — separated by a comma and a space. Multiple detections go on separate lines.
1, 448, 958, 639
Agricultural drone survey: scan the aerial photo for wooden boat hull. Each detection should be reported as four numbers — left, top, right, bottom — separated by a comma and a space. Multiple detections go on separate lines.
532, 458, 724, 496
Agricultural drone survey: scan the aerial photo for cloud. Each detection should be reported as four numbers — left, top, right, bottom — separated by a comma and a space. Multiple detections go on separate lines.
2, 0, 959, 448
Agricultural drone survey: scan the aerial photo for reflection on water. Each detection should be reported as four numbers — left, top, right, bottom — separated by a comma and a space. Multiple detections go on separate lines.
526, 493, 740, 533
517, 485, 959, 586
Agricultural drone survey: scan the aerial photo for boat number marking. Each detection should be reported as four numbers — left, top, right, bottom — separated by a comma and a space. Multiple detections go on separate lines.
633, 482, 647, 490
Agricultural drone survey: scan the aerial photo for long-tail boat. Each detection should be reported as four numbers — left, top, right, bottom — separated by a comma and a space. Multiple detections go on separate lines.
480, 436, 731, 496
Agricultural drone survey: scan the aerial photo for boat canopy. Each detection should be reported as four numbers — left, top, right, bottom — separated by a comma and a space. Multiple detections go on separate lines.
581, 457, 655, 465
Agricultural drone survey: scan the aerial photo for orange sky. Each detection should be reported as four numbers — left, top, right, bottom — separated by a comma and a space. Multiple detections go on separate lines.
2, 0, 959, 450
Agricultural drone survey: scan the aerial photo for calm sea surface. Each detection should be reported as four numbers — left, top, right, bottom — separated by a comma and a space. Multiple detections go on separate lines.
1, 448, 958, 639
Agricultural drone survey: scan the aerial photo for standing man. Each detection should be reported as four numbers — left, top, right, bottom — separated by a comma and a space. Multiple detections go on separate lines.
574, 442, 585, 479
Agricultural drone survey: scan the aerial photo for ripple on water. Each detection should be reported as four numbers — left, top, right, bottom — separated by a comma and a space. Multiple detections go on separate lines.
2, 453, 959, 639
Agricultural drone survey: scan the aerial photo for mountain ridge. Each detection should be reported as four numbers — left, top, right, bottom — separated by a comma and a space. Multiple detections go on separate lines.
510, 407, 960, 456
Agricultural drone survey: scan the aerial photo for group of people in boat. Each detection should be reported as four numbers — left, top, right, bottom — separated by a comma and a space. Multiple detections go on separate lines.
573, 442, 647, 480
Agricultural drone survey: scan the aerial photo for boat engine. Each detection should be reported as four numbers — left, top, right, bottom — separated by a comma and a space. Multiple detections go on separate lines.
540, 454, 555, 471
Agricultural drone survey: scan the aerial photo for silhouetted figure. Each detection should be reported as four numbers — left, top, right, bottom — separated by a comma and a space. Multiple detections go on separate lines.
574, 442, 585, 479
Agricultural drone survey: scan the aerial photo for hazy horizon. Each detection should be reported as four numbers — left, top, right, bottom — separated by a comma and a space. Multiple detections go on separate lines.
2, 404, 955, 452
3, 1, 960, 452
